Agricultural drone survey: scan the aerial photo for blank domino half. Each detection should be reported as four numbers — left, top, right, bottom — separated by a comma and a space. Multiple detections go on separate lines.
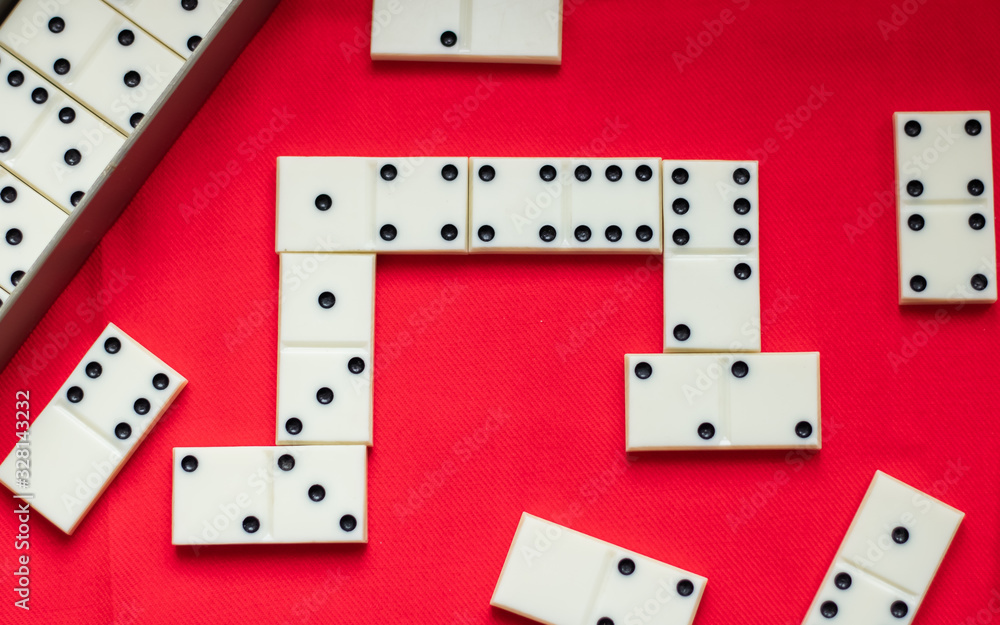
491, 513, 706, 625
0, 323, 186, 533
468, 157, 662, 253
625, 352, 820, 450
894, 112, 996, 303
802, 471, 963, 624
275, 156, 469, 253
369, 0, 563, 65
662, 160, 760, 352
171, 445, 367, 545
276, 253, 375, 445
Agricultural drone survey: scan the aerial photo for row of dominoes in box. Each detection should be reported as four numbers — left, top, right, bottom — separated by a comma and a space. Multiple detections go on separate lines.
0, 0, 233, 296
0, 323, 369, 544
491, 470, 963, 625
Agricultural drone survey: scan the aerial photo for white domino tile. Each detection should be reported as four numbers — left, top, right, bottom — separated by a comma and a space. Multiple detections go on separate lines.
0, 0, 185, 134
0, 48, 126, 211
662, 160, 760, 352
0, 323, 186, 533
171, 445, 367, 545
370, 0, 562, 65
275, 156, 469, 253
0, 169, 67, 292
894, 112, 996, 304
802, 471, 963, 624
373, 158, 468, 252
625, 352, 820, 451
277, 253, 374, 445
491, 513, 706, 625
103, 0, 234, 59
469, 157, 662, 253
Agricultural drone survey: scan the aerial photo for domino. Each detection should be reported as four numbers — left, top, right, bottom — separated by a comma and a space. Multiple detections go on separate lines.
468, 157, 662, 253
624, 352, 820, 450
802, 471, 963, 624
0, 169, 67, 292
275, 156, 469, 253
171, 445, 367, 545
662, 160, 760, 352
370, 0, 563, 65
894, 112, 996, 303
0, 48, 126, 211
0, 0, 185, 134
491, 513, 706, 625
277, 253, 375, 445
103, 0, 235, 59
0, 323, 186, 533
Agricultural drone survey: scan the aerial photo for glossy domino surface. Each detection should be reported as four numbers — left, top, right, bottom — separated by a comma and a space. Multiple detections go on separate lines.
802, 471, 963, 624
625, 352, 820, 450
276, 253, 375, 445
171, 445, 367, 545
370, 0, 563, 64
894, 112, 996, 303
491, 513, 706, 625
0, 0, 184, 134
0, 323, 186, 533
662, 160, 761, 351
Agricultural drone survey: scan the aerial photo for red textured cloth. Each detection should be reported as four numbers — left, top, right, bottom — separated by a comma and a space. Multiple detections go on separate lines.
1, 0, 998, 622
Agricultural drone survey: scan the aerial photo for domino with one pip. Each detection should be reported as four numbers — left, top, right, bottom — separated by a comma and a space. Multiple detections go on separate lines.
172, 445, 367, 545
625, 352, 820, 450
277, 253, 375, 445
0, 323, 186, 534
275, 156, 469, 253
491, 513, 706, 625
894, 112, 996, 303
662, 160, 760, 352
370, 0, 563, 65
802, 471, 963, 624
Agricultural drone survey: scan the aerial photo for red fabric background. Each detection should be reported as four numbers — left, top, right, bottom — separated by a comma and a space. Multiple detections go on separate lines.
1, 0, 998, 622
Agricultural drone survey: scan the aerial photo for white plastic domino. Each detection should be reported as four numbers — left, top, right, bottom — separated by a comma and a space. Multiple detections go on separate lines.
625, 352, 820, 451
172, 445, 367, 545
0, 0, 184, 134
802, 471, 963, 624
369, 0, 563, 65
662, 160, 760, 352
0, 48, 125, 211
0, 323, 186, 534
491, 513, 706, 625
468, 157, 662, 253
894, 112, 996, 304
0, 168, 67, 292
103, 0, 235, 59
275, 156, 470, 253
277, 253, 375, 445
